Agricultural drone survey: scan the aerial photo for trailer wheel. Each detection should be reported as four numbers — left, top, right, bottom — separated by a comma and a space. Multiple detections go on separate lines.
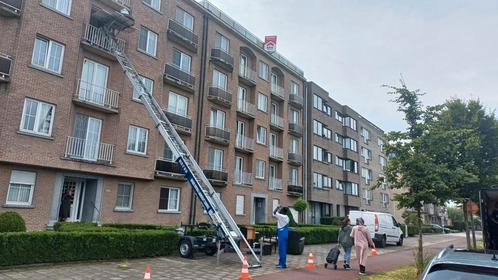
179, 239, 193, 258
205, 246, 217, 256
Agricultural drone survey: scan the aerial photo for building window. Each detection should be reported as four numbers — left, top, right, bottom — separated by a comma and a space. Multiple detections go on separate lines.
176, 7, 194, 31
289, 138, 298, 153
381, 193, 390, 205
20, 98, 55, 137
323, 176, 332, 188
379, 156, 386, 169
323, 128, 332, 139
172, 48, 192, 73
6, 170, 36, 206
291, 81, 299, 95
343, 138, 358, 152
257, 93, 268, 112
143, 0, 161, 11
312, 94, 331, 115
361, 147, 372, 163
138, 26, 158, 57
212, 70, 228, 90
32, 36, 64, 74
363, 189, 373, 201
41, 0, 72, 16
133, 75, 153, 101
115, 183, 133, 210
290, 168, 298, 185
290, 110, 299, 124
343, 116, 357, 130
270, 73, 279, 91
256, 126, 266, 144
208, 148, 224, 171
313, 172, 322, 188
258, 61, 269, 80
361, 168, 372, 184
378, 138, 385, 149
235, 195, 244, 215
215, 32, 230, 53
168, 92, 188, 117
158, 187, 180, 212
336, 156, 358, 173
256, 160, 265, 179
272, 199, 280, 212
127, 125, 148, 155
361, 127, 370, 143
344, 182, 359, 196
335, 112, 343, 122
313, 120, 322, 136
335, 180, 343, 191
313, 145, 323, 161
210, 109, 225, 129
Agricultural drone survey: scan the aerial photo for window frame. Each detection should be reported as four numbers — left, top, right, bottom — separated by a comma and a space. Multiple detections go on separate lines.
176, 7, 194, 31
32, 36, 65, 74
138, 26, 158, 57
256, 126, 267, 145
290, 81, 299, 95
172, 48, 192, 73
115, 182, 134, 211
212, 69, 228, 90
168, 92, 188, 117
6, 170, 36, 206
255, 159, 266, 179
20, 98, 56, 137
143, 0, 161, 12
41, 0, 72, 16
235, 195, 245, 216
257, 92, 268, 112
215, 32, 230, 53
258, 61, 269, 80
158, 187, 181, 212
132, 75, 154, 101
127, 125, 149, 155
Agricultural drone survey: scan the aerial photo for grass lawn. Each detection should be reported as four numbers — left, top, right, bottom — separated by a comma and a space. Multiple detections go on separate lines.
358, 264, 418, 280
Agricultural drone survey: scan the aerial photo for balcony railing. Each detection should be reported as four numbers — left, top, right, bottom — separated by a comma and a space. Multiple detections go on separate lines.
155, 158, 185, 180
288, 152, 303, 165
64, 136, 114, 165
287, 184, 303, 196
0, 53, 12, 82
208, 86, 232, 107
164, 109, 192, 134
0, 0, 22, 17
269, 178, 283, 191
210, 48, 234, 72
205, 126, 230, 145
164, 63, 196, 92
288, 122, 303, 136
82, 24, 125, 54
270, 114, 284, 129
270, 145, 284, 160
167, 19, 198, 52
204, 164, 228, 185
236, 99, 255, 118
234, 171, 252, 186
238, 67, 256, 86
289, 94, 304, 108
271, 83, 285, 100
235, 134, 254, 152
75, 80, 119, 112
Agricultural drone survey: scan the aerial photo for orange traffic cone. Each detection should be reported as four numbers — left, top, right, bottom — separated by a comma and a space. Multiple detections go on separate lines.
371, 248, 378, 256
306, 252, 316, 269
239, 256, 252, 280
143, 265, 151, 280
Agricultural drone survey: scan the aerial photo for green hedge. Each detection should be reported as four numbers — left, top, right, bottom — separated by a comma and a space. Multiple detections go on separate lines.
0, 212, 26, 233
320, 216, 343, 226
407, 225, 417, 237
298, 226, 339, 245
0, 230, 179, 266
103, 223, 176, 231
54, 222, 121, 232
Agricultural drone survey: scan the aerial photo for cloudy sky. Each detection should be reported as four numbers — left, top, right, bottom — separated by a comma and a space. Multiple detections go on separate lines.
205, 0, 498, 131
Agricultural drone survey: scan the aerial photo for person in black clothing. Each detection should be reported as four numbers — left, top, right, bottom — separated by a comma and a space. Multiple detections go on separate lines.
59, 189, 73, 221
490, 202, 498, 250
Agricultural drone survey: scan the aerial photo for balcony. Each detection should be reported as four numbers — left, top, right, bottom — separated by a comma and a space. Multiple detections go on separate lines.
210, 48, 234, 72
73, 80, 119, 113
287, 184, 303, 197
204, 166, 228, 187
64, 136, 114, 165
235, 134, 254, 153
270, 114, 284, 131
163, 63, 196, 93
344, 193, 361, 208
0, 0, 22, 17
270, 84, 285, 101
205, 126, 230, 145
269, 178, 283, 191
269, 145, 284, 161
288, 122, 303, 137
207, 86, 232, 108
81, 24, 126, 59
155, 158, 185, 180
289, 94, 304, 108
238, 67, 256, 87
0, 53, 12, 83
288, 152, 303, 166
236, 99, 255, 119
164, 109, 192, 136
167, 19, 198, 53
233, 171, 252, 186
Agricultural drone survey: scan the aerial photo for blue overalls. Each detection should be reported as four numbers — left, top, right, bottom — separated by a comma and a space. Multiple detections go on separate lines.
277, 224, 289, 267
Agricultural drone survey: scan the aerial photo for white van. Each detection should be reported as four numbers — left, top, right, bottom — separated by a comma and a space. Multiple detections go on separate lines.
348, 210, 404, 248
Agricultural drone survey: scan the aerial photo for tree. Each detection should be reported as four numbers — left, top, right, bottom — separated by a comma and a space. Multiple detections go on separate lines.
379, 80, 451, 276
293, 199, 308, 224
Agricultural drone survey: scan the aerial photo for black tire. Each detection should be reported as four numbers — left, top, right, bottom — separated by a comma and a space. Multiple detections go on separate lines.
334, 264, 337, 270
179, 239, 193, 258
396, 235, 404, 246
378, 235, 387, 248
324, 263, 328, 268
205, 246, 217, 256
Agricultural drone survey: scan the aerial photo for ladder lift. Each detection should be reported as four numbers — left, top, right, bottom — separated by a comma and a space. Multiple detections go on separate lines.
102, 13, 262, 268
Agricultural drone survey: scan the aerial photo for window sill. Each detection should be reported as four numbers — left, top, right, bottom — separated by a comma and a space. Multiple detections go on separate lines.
256, 109, 268, 114
3, 204, 35, 209
255, 177, 265, 181
125, 151, 149, 158
157, 210, 181, 214
256, 142, 267, 147
137, 49, 158, 60
28, 64, 64, 78
113, 208, 134, 213
39, 3, 74, 20
17, 130, 54, 140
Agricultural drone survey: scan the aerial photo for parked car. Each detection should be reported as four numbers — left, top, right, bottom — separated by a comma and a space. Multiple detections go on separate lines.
421, 245, 498, 279
349, 210, 404, 248
429, 224, 451, 234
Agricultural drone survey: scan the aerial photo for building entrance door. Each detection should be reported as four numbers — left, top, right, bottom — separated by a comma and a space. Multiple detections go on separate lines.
59, 178, 86, 222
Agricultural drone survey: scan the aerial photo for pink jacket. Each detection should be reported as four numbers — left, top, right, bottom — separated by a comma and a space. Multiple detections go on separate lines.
351, 225, 374, 249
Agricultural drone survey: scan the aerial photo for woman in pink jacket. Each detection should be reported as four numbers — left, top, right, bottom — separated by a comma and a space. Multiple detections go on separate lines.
351, 217, 376, 275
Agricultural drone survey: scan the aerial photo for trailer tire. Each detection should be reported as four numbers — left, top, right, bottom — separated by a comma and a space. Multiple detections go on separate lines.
205, 246, 217, 256
179, 239, 193, 258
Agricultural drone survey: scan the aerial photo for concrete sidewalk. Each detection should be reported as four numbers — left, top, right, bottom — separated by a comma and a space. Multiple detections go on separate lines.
255, 236, 467, 280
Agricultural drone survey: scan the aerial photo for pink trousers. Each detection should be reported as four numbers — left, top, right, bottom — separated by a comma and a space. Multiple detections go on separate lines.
355, 245, 369, 266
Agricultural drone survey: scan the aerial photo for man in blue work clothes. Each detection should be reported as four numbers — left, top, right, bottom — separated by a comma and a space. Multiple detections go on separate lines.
273, 205, 290, 269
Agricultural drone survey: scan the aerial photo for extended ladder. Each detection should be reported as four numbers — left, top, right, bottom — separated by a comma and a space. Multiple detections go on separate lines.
110, 43, 261, 268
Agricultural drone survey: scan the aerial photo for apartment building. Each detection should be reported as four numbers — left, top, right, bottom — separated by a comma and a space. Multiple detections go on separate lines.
305, 82, 394, 224
0, 0, 305, 230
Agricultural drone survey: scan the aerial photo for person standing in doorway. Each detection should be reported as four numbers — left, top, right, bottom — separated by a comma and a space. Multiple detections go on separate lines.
59, 189, 73, 221
489, 202, 498, 250
351, 217, 376, 275
273, 205, 290, 269
338, 216, 353, 270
